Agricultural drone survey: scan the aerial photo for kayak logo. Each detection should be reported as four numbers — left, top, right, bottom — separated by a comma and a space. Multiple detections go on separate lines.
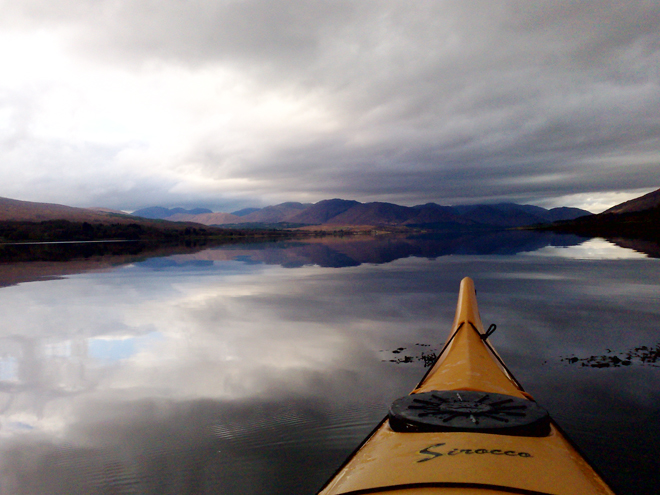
417, 443, 533, 463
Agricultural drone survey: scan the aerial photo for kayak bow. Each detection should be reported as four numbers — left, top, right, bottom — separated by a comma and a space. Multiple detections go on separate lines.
318, 277, 615, 495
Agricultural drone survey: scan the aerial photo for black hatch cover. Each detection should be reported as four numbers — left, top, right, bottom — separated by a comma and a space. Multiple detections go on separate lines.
389, 390, 550, 436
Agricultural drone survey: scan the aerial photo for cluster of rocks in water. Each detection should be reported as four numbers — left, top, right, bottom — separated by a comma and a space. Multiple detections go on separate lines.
382, 343, 439, 368
561, 344, 660, 368
385, 343, 660, 369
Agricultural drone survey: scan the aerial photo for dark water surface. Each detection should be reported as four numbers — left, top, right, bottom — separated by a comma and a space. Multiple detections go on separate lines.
0, 233, 658, 494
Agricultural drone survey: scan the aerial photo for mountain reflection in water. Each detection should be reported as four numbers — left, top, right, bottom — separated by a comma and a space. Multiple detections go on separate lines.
0, 231, 615, 289
0, 232, 658, 494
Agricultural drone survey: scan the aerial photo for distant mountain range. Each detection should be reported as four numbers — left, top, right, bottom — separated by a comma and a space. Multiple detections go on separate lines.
130, 199, 591, 230
1, 187, 658, 241
131, 206, 213, 219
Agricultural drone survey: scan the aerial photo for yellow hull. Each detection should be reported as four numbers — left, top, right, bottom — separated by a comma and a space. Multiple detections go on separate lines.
318, 278, 615, 495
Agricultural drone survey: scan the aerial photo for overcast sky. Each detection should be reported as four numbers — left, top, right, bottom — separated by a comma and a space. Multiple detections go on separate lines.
1, 0, 659, 213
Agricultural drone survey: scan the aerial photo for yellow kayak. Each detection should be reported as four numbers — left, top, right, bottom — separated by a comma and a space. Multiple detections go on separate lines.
318, 277, 616, 495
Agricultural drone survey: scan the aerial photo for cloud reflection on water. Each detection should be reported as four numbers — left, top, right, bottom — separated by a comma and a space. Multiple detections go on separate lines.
0, 234, 658, 493
522, 237, 649, 259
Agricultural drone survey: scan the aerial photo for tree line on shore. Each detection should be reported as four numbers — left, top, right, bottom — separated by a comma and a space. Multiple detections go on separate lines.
0, 219, 293, 243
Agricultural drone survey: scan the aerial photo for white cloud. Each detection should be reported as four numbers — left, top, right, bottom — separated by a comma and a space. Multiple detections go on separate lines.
0, 0, 659, 210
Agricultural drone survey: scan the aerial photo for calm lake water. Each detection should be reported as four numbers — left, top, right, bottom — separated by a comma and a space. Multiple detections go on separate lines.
0, 232, 658, 494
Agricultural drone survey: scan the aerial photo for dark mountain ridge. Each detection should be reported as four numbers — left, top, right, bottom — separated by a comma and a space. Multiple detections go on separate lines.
324, 201, 411, 225
240, 202, 311, 223
231, 208, 261, 217
287, 199, 361, 224
244, 200, 590, 229
603, 188, 660, 214
543, 187, 660, 242
133, 199, 591, 230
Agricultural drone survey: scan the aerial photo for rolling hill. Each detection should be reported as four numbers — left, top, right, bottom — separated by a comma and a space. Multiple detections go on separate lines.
0, 196, 237, 242
0, 197, 134, 223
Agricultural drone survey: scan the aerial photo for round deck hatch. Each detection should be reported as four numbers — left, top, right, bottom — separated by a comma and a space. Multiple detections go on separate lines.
389, 390, 550, 436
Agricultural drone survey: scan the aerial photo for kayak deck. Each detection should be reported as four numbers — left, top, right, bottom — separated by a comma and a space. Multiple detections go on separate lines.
318, 278, 615, 495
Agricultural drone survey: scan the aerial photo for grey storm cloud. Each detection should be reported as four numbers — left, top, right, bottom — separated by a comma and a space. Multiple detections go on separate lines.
0, 0, 659, 211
